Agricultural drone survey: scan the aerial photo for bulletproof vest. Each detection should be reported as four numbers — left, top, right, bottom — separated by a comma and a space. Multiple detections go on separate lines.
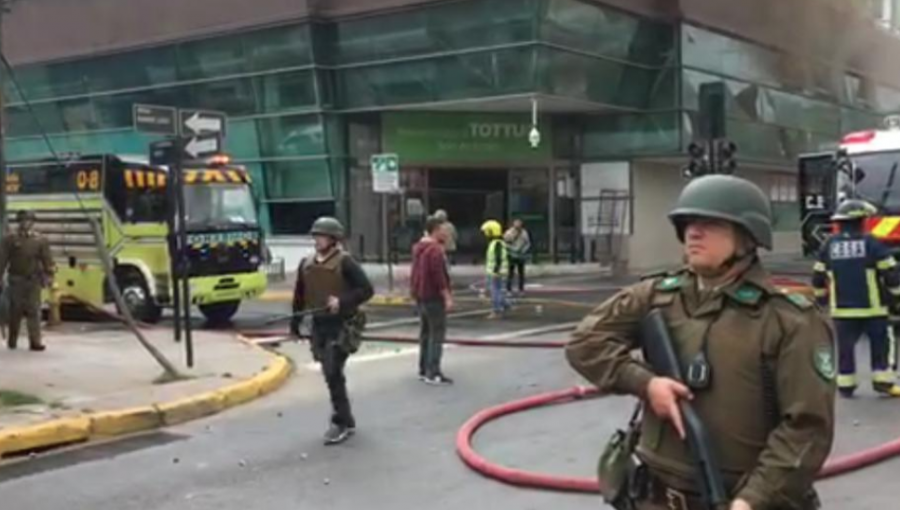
302, 251, 347, 310
3, 233, 50, 281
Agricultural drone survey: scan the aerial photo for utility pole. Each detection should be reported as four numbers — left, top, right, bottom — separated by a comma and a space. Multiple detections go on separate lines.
0, 0, 8, 235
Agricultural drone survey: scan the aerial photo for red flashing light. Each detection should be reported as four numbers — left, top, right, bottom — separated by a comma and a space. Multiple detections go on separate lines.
208, 154, 231, 167
842, 130, 877, 145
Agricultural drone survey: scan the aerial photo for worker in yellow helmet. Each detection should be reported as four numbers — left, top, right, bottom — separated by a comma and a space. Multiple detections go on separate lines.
481, 219, 509, 319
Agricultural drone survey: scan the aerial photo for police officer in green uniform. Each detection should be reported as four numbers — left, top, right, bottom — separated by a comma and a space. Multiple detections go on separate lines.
567, 175, 835, 510
291, 217, 373, 445
0, 210, 55, 351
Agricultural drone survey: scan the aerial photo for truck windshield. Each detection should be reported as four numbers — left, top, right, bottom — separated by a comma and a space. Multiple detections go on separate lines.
840, 151, 900, 213
184, 183, 258, 229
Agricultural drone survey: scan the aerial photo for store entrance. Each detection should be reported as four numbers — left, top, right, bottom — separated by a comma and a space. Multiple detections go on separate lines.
428, 168, 506, 260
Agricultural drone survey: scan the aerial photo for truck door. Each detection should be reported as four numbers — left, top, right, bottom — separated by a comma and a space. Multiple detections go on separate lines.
799, 153, 837, 257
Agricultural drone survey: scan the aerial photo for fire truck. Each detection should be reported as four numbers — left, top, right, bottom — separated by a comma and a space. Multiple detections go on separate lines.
798, 116, 900, 257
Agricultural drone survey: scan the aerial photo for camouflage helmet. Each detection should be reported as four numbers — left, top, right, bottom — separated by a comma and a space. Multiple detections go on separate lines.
668, 175, 773, 250
831, 199, 877, 222
309, 216, 345, 239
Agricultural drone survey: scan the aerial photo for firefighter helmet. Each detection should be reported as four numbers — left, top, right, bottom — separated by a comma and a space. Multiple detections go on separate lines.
831, 199, 877, 222
668, 174, 773, 250
480, 220, 502, 238
309, 216, 345, 239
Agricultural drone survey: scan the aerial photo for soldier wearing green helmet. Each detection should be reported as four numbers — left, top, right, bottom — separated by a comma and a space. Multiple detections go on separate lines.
291, 216, 373, 445
567, 175, 835, 510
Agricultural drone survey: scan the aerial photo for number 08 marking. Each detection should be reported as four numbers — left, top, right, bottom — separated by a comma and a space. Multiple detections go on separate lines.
76, 170, 100, 190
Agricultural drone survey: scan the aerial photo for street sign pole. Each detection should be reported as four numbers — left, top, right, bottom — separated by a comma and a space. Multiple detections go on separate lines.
371, 153, 401, 294
382, 194, 393, 293
138, 104, 227, 367
173, 139, 194, 369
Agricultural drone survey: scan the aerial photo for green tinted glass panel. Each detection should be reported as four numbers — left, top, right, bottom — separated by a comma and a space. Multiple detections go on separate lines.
257, 115, 326, 158
177, 36, 247, 80
245, 24, 312, 70
83, 48, 179, 94
254, 70, 317, 113
338, 46, 537, 109
583, 112, 680, 157
541, 0, 675, 66
327, 0, 539, 64
682, 69, 841, 137
6, 130, 157, 161
539, 48, 676, 109
225, 119, 261, 160
722, 118, 831, 162
841, 107, 882, 132
191, 78, 256, 116
264, 159, 332, 199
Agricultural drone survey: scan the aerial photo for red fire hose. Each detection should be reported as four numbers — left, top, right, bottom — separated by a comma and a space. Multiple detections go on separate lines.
242, 330, 900, 493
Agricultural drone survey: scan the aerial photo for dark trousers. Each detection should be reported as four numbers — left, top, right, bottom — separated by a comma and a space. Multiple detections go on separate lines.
834, 318, 892, 377
417, 299, 447, 378
7, 279, 43, 349
312, 325, 355, 428
507, 258, 526, 292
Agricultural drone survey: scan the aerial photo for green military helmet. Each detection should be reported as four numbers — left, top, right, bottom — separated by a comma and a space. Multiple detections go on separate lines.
16, 210, 36, 222
831, 199, 877, 222
309, 216, 345, 240
668, 174, 773, 250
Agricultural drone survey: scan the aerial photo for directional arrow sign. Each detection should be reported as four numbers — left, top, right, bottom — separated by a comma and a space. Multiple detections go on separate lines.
180, 109, 227, 137
183, 135, 222, 159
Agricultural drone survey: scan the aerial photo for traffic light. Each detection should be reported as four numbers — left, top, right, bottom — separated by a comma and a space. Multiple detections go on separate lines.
683, 142, 710, 178
717, 140, 737, 174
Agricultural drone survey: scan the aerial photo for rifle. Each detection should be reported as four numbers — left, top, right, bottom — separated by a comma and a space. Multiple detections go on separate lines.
264, 307, 330, 326
639, 309, 729, 510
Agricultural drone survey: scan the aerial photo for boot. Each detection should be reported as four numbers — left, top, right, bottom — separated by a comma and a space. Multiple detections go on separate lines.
872, 381, 900, 397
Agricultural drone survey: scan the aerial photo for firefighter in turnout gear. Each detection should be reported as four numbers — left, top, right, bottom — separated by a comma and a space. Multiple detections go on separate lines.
813, 199, 900, 398
291, 217, 374, 445
0, 210, 56, 351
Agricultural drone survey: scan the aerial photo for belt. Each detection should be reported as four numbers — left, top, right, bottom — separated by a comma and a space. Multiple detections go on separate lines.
646, 475, 709, 510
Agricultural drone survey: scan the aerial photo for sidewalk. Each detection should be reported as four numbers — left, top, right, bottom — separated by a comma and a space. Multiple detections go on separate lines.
263, 262, 608, 304
0, 323, 289, 457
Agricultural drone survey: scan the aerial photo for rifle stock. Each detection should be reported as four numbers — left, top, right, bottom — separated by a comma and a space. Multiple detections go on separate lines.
640, 309, 729, 509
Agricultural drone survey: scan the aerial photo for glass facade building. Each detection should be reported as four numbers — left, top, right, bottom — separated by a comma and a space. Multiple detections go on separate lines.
5, 0, 898, 260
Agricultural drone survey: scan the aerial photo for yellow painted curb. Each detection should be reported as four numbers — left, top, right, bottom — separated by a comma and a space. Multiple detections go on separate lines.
368, 295, 411, 306
156, 391, 226, 426
258, 290, 293, 302
0, 417, 91, 457
0, 341, 292, 458
91, 406, 161, 437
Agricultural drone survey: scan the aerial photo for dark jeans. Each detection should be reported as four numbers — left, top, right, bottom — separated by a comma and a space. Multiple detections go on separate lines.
312, 324, 355, 428
507, 257, 526, 292
417, 299, 447, 378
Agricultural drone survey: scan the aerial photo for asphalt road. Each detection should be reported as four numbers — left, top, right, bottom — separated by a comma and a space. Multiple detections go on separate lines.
4, 270, 900, 509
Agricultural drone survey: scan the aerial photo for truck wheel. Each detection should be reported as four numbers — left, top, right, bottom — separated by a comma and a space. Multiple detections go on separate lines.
199, 301, 240, 325
118, 275, 162, 324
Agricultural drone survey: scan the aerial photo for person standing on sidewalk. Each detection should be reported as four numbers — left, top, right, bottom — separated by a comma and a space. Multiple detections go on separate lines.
434, 209, 458, 265
0, 210, 55, 352
290, 217, 374, 445
481, 219, 509, 319
411, 216, 454, 385
504, 218, 531, 295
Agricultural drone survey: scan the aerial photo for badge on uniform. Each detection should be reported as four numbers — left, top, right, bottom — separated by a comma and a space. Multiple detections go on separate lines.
813, 345, 836, 382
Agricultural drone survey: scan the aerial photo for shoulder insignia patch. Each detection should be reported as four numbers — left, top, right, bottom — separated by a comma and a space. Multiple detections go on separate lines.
813, 344, 837, 382
733, 285, 763, 305
655, 276, 684, 291
784, 292, 813, 310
